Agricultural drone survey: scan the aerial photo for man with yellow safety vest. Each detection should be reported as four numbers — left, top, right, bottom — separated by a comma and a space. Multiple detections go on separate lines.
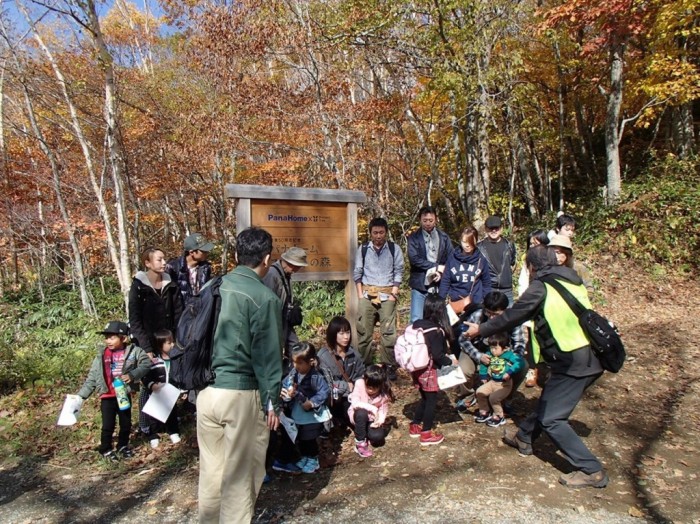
464, 245, 608, 489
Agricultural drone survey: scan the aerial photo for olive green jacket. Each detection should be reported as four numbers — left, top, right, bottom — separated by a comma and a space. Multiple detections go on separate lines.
78, 344, 151, 399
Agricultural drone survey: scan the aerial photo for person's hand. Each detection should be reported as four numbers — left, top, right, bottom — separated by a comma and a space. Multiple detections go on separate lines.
152, 383, 164, 392
267, 410, 279, 431
121, 374, 132, 384
302, 399, 314, 411
479, 354, 491, 365
449, 354, 458, 366
348, 382, 354, 393
503, 373, 511, 382
437, 265, 445, 274
464, 322, 480, 338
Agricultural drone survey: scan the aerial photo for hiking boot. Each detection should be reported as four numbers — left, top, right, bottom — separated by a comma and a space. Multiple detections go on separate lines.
272, 460, 302, 474
302, 456, 320, 473
474, 411, 492, 423
502, 427, 533, 456
525, 368, 537, 388
559, 470, 609, 489
101, 450, 119, 462
419, 430, 444, 446
118, 446, 135, 459
169, 433, 181, 444
150, 438, 160, 449
487, 415, 506, 428
355, 439, 373, 458
409, 423, 422, 438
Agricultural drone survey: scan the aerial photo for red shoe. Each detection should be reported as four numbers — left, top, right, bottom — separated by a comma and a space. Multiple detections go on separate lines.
419, 430, 444, 446
409, 423, 422, 438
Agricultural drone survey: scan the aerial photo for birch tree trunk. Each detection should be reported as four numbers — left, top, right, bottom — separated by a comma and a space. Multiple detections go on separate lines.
23, 7, 131, 298
605, 41, 625, 205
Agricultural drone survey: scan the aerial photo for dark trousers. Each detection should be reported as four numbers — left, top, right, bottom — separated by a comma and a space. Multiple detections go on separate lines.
147, 403, 180, 436
412, 390, 438, 431
352, 408, 386, 447
330, 396, 351, 426
100, 397, 131, 453
516, 371, 603, 474
277, 425, 321, 462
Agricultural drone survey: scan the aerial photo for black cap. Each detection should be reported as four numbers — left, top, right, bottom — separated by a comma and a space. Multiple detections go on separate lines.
485, 216, 502, 229
97, 321, 129, 336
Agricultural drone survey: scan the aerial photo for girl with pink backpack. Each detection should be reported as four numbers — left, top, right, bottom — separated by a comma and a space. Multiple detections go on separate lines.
408, 294, 456, 445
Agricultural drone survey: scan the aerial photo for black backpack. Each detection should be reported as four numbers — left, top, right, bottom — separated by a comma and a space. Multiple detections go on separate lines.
170, 276, 223, 390
541, 276, 626, 373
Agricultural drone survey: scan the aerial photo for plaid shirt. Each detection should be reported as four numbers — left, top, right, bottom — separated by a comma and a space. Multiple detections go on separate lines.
459, 309, 526, 362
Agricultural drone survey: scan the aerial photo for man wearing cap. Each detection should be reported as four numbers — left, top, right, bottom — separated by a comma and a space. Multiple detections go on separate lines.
262, 246, 308, 355
477, 216, 517, 306
166, 233, 215, 305
407, 206, 453, 322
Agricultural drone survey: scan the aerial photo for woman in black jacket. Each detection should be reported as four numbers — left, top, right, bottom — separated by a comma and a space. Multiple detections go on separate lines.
129, 247, 183, 434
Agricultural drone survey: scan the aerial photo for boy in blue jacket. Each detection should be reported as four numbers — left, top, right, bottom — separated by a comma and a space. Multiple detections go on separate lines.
474, 332, 524, 427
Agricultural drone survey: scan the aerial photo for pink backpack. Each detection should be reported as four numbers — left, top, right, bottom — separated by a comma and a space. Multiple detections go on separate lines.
394, 326, 438, 372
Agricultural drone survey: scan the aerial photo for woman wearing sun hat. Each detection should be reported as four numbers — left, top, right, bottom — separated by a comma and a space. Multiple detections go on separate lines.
548, 235, 594, 293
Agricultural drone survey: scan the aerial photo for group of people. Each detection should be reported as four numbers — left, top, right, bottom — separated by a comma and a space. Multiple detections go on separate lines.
76, 208, 608, 523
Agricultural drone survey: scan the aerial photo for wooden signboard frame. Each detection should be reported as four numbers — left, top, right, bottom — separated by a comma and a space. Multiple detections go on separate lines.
225, 184, 367, 326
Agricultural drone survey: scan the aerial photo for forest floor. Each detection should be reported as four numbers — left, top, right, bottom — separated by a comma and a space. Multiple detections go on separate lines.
1, 257, 699, 524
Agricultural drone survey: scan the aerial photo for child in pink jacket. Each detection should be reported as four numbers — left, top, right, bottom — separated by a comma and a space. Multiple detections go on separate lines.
348, 365, 394, 458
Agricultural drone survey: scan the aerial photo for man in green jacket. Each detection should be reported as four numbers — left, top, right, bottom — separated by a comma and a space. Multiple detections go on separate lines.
197, 227, 283, 524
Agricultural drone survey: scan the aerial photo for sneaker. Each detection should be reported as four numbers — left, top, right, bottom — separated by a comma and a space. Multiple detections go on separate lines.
101, 450, 119, 462
525, 368, 537, 388
271, 460, 302, 474
354, 439, 373, 458
474, 411, 492, 423
387, 365, 398, 382
294, 457, 309, 470
559, 469, 609, 489
150, 438, 160, 449
502, 427, 533, 456
263, 473, 272, 484
169, 433, 181, 444
456, 396, 477, 412
409, 423, 422, 438
301, 456, 320, 473
487, 415, 506, 427
419, 430, 444, 446
118, 446, 135, 459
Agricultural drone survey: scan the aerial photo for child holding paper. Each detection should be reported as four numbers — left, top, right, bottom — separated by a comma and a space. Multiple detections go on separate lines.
142, 329, 182, 448
77, 321, 150, 461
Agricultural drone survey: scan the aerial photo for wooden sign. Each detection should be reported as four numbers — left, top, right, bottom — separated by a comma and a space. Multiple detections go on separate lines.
251, 200, 348, 274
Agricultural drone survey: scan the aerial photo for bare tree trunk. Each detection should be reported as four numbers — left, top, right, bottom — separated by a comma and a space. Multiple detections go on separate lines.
22, 6, 131, 298
605, 41, 625, 205
19, 73, 94, 314
80, 0, 133, 304
0, 60, 19, 291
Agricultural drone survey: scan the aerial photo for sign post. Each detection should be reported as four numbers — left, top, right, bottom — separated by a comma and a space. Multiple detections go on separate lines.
226, 185, 367, 330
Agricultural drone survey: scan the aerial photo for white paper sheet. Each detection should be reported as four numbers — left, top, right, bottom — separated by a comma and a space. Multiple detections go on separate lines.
437, 365, 467, 390
279, 412, 298, 442
57, 394, 84, 426
142, 383, 180, 423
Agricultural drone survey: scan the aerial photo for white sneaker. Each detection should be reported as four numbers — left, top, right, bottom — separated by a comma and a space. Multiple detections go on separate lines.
149, 438, 160, 449
169, 433, 181, 444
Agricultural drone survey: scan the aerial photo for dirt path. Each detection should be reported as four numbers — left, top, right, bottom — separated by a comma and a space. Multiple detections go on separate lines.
1, 259, 699, 523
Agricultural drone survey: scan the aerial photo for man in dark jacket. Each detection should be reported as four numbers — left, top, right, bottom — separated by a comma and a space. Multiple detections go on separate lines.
166, 232, 215, 305
464, 245, 608, 490
407, 206, 453, 322
477, 215, 517, 305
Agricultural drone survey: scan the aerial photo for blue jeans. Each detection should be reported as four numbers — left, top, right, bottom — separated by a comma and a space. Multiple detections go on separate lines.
410, 289, 427, 323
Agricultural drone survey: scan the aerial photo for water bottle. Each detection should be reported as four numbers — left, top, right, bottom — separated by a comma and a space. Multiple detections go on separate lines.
281, 376, 293, 401
113, 377, 131, 411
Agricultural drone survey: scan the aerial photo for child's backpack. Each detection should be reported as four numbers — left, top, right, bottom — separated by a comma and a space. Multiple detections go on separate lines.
394, 325, 438, 372
540, 276, 626, 373
170, 276, 223, 390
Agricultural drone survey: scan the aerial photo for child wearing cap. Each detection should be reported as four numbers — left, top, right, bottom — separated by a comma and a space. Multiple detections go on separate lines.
77, 321, 151, 461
